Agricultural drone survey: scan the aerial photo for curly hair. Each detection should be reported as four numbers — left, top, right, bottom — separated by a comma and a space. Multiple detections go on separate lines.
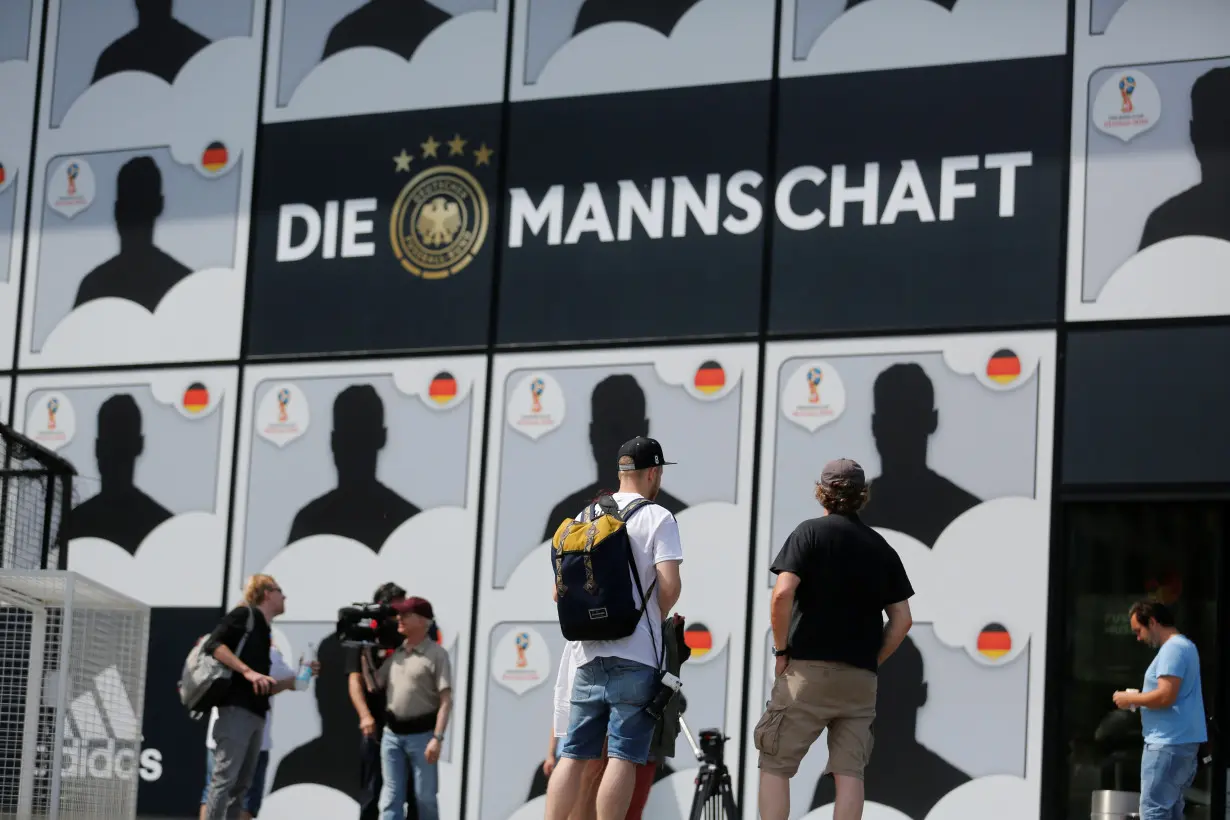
814, 480, 870, 515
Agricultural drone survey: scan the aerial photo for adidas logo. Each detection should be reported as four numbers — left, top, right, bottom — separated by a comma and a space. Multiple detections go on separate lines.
34, 666, 163, 782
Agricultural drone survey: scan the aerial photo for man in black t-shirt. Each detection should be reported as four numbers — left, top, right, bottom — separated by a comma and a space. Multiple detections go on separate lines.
345, 582, 438, 820
202, 575, 290, 820
753, 458, 915, 820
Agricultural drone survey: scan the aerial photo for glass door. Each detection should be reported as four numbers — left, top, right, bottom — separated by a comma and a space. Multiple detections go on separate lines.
1056, 499, 1228, 819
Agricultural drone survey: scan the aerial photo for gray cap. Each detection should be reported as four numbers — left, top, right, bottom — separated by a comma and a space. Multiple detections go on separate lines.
820, 458, 866, 489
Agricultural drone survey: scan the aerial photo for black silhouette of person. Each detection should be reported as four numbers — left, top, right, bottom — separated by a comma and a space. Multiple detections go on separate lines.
90, 0, 210, 87
540, 374, 686, 544
859, 363, 980, 548
73, 156, 193, 314
573, 0, 704, 38
269, 634, 419, 818
321, 0, 452, 64
811, 636, 969, 819
1138, 66, 1230, 252
63, 394, 173, 554
287, 384, 420, 551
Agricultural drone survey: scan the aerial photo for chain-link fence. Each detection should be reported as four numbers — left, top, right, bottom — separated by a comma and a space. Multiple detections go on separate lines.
0, 423, 76, 573
0, 571, 150, 820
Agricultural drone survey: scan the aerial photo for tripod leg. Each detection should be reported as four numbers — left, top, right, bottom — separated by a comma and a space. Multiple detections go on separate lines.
688, 768, 715, 820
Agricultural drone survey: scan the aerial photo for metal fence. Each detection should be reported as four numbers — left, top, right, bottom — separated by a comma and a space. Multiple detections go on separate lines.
0, 571, 150, 820
0, 423, 76, 573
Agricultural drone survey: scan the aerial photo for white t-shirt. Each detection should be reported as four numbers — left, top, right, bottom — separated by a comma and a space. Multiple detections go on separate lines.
571, 492, 684, 671
206, 646, 295, 752
552, 641, 584, 738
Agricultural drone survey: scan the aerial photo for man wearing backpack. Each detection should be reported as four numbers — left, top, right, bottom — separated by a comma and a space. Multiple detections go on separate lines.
201, 574, 285, 820
544, 436, 684, 820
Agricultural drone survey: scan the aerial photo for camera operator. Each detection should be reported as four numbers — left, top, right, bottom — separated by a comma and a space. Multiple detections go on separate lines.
345, 583, 438, 820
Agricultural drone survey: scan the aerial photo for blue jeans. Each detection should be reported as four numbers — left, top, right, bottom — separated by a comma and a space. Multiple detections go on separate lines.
201, 748, 268, 816
379, 728, 438, 820
559, 656, 659, 765
1140, 742, 1200, 819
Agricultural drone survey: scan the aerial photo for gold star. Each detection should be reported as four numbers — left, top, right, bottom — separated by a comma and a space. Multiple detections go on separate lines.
420, 136, 440, 159
473, 143, 494, 166
393, 149, 412, 172
446, 133, 467, 156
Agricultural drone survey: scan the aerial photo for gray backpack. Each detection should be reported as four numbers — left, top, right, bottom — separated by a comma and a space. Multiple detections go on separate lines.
178, 606, 254, 720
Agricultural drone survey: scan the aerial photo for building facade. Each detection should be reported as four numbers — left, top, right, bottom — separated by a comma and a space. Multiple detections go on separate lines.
0, 1, 1226, 818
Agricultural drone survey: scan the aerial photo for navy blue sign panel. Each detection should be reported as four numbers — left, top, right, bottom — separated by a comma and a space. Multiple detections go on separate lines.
1062, 324, 1230, 486
769, 56, 1069, 336
136, 607, 220, 817
497, 81, 770, 346
247, 104, 501, 357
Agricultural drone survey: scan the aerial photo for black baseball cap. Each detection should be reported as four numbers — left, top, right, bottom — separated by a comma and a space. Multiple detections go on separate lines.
820, 458, 866, 489
617, 436, 676, 471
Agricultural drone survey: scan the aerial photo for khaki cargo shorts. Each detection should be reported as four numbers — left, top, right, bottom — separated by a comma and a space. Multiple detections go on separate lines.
753, 659, 877, 779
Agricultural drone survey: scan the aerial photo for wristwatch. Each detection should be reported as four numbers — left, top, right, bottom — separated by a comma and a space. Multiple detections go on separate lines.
433, 732, 444, 743
771, 646, 789, 657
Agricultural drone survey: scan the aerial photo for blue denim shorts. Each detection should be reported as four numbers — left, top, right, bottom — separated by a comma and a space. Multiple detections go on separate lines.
1140, 742, 1199, 819
201, 748, 269, 816
559, 656, 659, 765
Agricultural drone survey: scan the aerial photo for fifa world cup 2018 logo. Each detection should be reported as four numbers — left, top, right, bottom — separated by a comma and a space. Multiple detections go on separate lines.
1119, 75, 1136, 114
514, 632, 530, 668
276, 388, 291, 423
530, 378, 545, 414
806, 367, 823, 404
66, 162, 79, 196
46, 398, 59, 430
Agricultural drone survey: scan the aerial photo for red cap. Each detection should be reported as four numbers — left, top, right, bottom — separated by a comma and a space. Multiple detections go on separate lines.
391, 596, 434, 619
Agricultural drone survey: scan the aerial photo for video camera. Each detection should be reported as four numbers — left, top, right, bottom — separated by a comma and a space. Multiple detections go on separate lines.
335, 602, 402, 650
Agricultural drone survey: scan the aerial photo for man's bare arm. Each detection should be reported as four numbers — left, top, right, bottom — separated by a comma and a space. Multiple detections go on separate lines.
655, 560, 682, 614
348, 672, 373, 721
770, 572, 801, 652
878, 599, 913, 666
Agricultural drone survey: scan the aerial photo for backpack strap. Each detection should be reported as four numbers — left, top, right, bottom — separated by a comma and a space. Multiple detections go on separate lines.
611, 496, 666, 672
234, 605, 256, 660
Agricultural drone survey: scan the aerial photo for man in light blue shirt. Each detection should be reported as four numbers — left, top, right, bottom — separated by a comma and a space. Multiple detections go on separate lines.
1113, 600, 1207, 819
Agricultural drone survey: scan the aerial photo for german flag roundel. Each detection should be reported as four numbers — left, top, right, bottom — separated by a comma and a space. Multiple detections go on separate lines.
976, 623, 1011, 661
428, 372, 457, 405
0, 163, 6, 186
684, 623, 712, 658
201, 141, 228, 173
182, 382, 210, 414
985, 349, 1021, 386
693, 361, 725, 396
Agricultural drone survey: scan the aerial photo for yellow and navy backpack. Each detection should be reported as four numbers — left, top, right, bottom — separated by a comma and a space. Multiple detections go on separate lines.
550, 494, 656, 642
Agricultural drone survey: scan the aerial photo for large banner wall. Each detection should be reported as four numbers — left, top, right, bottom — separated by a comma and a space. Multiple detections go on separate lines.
0, 1, 1226, 819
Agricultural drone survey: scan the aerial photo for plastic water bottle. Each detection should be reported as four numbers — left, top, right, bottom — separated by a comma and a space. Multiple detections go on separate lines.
295, 642, 316, 691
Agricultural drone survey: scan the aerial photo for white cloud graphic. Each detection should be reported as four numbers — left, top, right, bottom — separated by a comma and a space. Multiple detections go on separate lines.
391, 359, 474, 412
250, 506, 474, 637
654, 354, 743, 403
266, 9, 508, 123
51, 37, 259, 169
1090, 235, 1230, 319
876, 496, 1049, 668
148, 369, 227, 420
941, 332, 1046, 393
922, 773, 1036, 820
783, 0, 1066, 78
30, 266, 245, 368
511, 0, 775, 101
66, 512, 226, 608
